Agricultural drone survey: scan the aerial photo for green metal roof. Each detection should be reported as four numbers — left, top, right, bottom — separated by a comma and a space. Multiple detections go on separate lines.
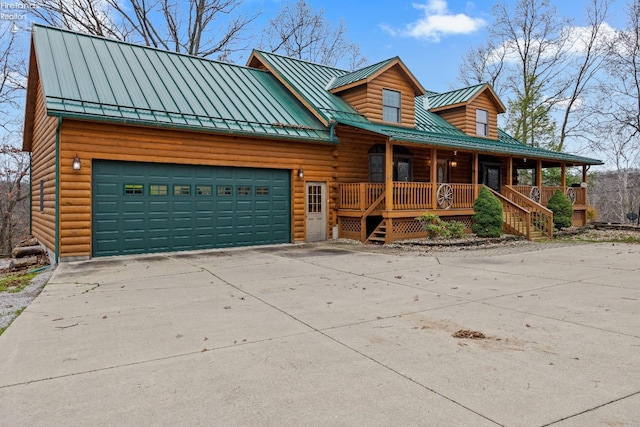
249, 50, 365, 123
327, 57, 398, 91
32, 25, 333, 142
30, 26, 602, 165
336, 118, 603, 165
414, 95, 467, 136
426, 83, 486, 109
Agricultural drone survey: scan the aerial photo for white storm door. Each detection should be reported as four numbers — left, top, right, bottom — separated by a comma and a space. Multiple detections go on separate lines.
306, 182, 326, 242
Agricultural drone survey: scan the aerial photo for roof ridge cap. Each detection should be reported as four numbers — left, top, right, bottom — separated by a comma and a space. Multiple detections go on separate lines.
427, 82, 487, 98
252, 49, 349, 72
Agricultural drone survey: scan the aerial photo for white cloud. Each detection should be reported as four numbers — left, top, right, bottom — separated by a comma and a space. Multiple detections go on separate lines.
383, 0, 486, 42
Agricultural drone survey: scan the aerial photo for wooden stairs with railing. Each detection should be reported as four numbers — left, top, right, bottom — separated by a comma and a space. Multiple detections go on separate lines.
503, 211, 546, 241
366, 219, 388, 244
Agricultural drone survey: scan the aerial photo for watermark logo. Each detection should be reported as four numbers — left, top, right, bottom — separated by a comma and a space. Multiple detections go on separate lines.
1, 2, 36, 33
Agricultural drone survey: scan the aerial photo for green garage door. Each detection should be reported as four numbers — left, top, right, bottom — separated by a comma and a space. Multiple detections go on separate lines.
92, 161, 290, 256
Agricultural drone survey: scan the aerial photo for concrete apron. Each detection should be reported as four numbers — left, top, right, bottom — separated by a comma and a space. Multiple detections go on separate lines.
1, 242, 639, 426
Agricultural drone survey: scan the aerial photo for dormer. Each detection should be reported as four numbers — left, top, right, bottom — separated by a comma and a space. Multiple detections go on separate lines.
328, 58, 425, 128
426, 84, 506, 140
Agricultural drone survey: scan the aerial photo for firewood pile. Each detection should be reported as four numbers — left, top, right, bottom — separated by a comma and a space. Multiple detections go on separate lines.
5, 237, 49, 272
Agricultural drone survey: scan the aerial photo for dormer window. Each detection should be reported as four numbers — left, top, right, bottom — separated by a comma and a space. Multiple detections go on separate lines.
383, 89, 401, 123
476, 109, 489, 136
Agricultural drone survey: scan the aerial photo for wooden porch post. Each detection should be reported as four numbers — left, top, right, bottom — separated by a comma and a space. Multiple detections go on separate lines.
506, 157, 513, 186
472, 153, 479, 199
385, 140, 393, 211
582, 165, 588, 183
560, 162, 566, 191
430, 148, 437, 210
536, 159, 542, 188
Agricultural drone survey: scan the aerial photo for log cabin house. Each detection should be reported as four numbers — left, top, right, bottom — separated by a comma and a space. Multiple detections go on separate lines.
23, 25, 602, 261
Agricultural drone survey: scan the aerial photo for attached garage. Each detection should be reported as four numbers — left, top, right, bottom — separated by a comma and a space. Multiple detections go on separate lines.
92, 161, 291, 256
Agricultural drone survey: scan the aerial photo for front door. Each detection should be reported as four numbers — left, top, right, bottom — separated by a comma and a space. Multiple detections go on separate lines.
482, 164, 502, 192
306, 182, 326, 242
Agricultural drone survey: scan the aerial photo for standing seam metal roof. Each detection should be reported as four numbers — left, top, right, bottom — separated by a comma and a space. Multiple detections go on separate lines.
426, 83, 485, 109
327, 57, 398, 90
32, 25, 333, 142
250, 50, 362, 123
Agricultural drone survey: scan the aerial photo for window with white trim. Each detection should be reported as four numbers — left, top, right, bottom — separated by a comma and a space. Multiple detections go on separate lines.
382, 89, 401, 123
476, 109, 489, 136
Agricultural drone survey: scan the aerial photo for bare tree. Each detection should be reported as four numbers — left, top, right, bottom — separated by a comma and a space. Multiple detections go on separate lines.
492, 0, 571, 148
458, 40, 507, 96
0, 141, 30, 256
459, 0, 610, 152
0, 23, 30, 255
260, 0, 366, 70
25, 0, 258, 60
581, 0, 640, 223
555, 0, 612, 151
598, 0, 640, 142
0, 23, 26, 132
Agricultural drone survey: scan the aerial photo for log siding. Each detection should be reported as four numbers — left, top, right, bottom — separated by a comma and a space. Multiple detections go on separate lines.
29, 80, 58, 255
57, 120, 336, 258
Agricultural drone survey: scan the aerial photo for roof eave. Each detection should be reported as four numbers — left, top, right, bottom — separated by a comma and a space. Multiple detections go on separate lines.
49, 111, 339, 145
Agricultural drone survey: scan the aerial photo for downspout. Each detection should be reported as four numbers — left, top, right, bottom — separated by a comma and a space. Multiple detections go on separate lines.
328, 119, 337, 142
28, 153, 32, 235
54, 117, 62, 264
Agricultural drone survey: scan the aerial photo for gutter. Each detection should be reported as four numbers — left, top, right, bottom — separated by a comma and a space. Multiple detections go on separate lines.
28, 153, 32, 235
54, 117, 61, 264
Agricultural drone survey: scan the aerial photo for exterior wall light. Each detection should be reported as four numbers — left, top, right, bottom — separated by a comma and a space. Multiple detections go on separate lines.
72, 154, 81, 170
450, 159, 458, 168
297, 168, 304, 179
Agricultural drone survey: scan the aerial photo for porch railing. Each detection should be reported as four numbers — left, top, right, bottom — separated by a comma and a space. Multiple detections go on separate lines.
338, 182, 478, 211
393, 182, 432, 210
502, 186, 553, 238
512, 185, 587, 206
486, 187, 531, 239
338, 183, 384, 210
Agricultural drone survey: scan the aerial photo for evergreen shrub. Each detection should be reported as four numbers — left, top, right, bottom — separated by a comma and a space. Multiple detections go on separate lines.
472, 187, 503, 237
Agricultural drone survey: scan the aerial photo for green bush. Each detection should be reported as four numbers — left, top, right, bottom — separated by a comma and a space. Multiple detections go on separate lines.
416, 213, 466, 239
547, 190, 573, 229
472, 187, 503, 237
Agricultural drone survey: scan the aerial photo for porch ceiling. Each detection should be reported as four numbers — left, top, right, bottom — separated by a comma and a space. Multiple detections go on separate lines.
337, 119, 603, 166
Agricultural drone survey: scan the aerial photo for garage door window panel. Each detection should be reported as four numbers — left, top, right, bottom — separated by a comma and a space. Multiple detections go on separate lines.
217, 186, 232, 196
174, 185, 191, 196
150, 185, 168, 196
197, 185, 212, 196
124, 184, 143, 195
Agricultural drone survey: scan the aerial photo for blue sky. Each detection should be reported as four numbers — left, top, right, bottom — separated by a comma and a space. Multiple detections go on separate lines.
249, 0, 629, 92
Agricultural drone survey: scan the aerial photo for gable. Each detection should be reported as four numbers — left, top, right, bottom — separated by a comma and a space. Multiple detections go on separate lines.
427, 84, 506, 140
342, 64, 418, 127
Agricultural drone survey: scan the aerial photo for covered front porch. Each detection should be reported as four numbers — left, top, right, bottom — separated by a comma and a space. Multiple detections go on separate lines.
336, 141, 592, 243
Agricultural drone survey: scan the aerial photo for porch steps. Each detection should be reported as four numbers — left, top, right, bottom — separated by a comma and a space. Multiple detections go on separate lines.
366, 220, 387, 244
503, 212, 546, 241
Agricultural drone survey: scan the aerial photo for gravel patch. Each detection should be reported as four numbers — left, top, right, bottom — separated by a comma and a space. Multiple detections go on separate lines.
0, 266, 55, 333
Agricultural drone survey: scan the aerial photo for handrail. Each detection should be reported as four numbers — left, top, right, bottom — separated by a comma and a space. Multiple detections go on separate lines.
503, 185, 553, 238
362, 192, 385, 218
485, 186, 532, 240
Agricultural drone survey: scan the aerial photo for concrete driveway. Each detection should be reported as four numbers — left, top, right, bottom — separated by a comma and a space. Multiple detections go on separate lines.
1, 242, 639, 426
